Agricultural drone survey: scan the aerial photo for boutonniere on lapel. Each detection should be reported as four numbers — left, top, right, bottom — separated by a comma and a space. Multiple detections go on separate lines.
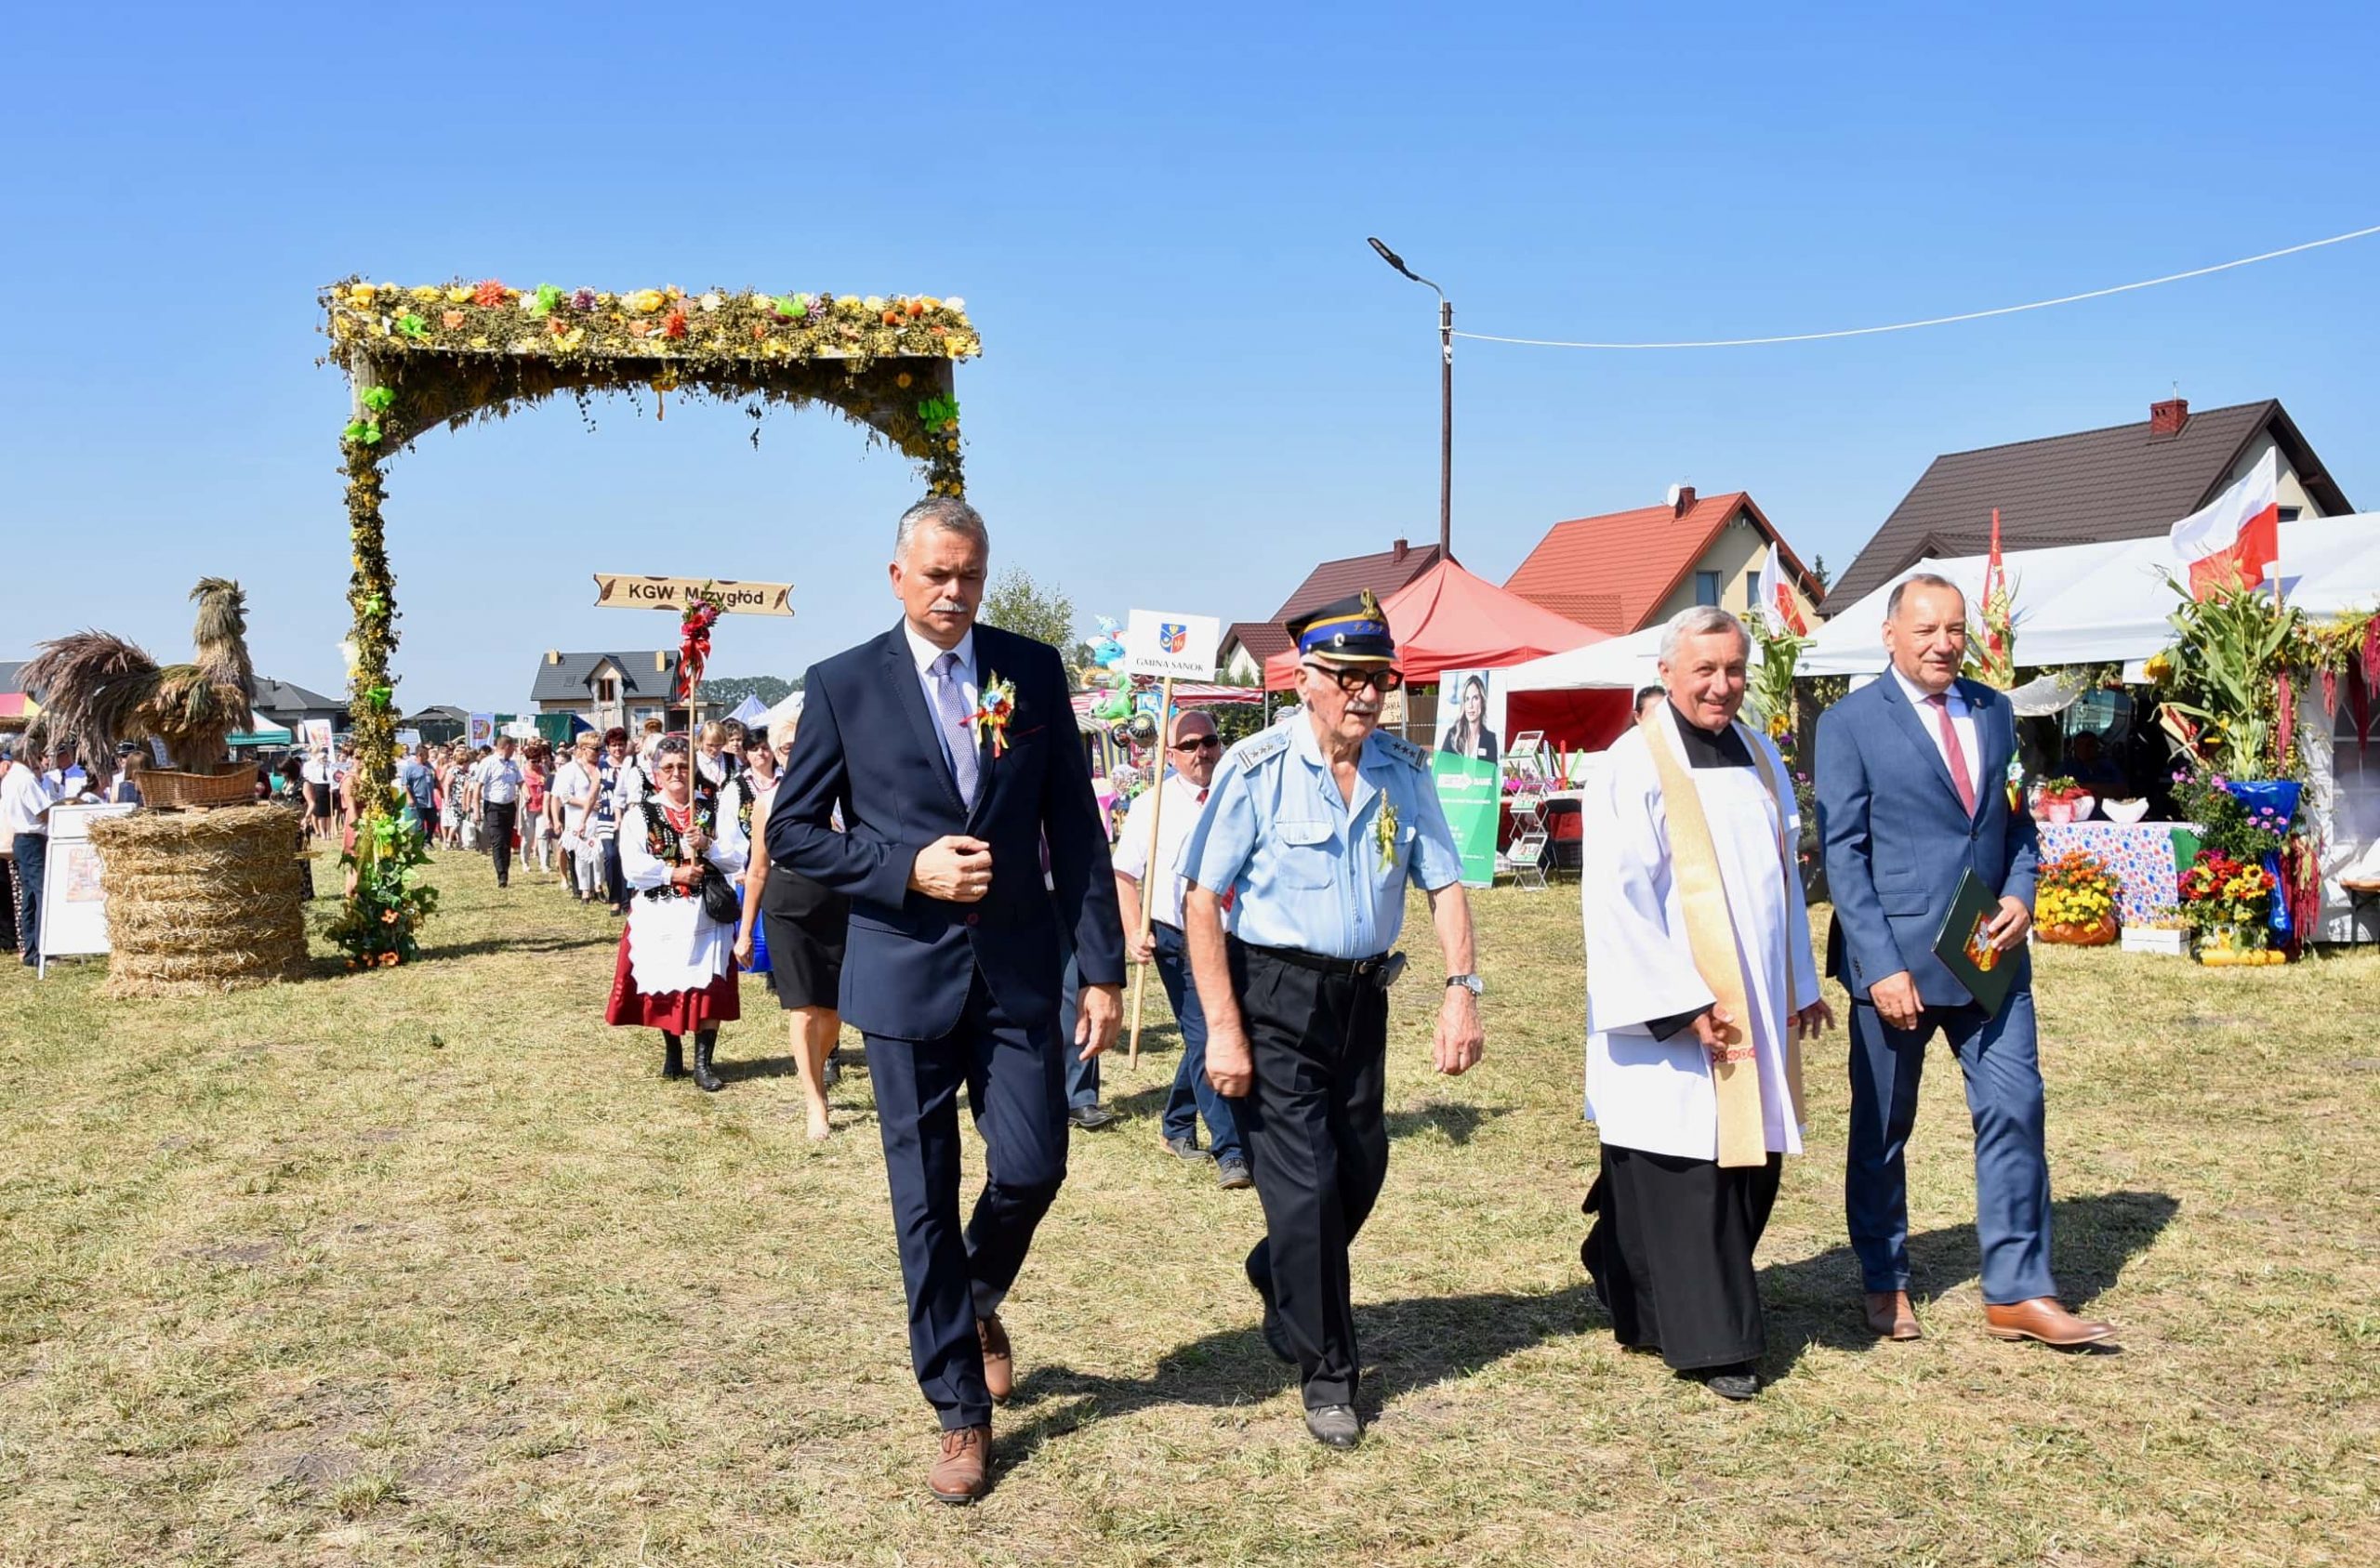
965, 673, 1018, 758
2005, 758, 2024, 811
1375, 801, 1399, 872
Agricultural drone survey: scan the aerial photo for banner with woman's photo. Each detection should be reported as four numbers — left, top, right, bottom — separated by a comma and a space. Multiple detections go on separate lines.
1432, 668, 1501, 887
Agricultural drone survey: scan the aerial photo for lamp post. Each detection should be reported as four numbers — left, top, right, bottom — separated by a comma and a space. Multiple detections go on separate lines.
1368, 236, 1453, 560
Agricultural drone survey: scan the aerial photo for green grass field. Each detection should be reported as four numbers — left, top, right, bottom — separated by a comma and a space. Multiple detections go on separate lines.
2, 850, 2374, 1566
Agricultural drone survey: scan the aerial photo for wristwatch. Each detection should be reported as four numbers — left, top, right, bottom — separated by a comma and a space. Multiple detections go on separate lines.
1446, 973, 1485, 996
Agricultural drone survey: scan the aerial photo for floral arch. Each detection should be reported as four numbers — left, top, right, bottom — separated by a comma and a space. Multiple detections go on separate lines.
321, 278, 978, 962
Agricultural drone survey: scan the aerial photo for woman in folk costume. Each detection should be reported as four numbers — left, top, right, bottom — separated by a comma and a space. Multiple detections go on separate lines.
605, 736, 747, 1092
1579, 606, 1832, 1403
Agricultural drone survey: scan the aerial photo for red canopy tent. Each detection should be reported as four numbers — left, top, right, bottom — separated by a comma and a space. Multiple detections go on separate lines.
1261, 558, 1604, 691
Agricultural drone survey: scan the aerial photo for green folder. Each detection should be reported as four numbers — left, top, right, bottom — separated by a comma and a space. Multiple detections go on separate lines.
1932, 869, 2017, 1016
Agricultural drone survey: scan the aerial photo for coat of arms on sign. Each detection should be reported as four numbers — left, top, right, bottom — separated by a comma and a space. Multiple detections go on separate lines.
1158, 622, 1188, 654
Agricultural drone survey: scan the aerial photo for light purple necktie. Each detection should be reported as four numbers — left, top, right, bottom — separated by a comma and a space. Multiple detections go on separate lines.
931, 652, 979, 808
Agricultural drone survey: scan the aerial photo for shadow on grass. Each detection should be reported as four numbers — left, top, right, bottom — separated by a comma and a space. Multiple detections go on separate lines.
425, 931, 622, 961
998, 1190, 2175, 1463
1756, 1188, 2178, 1377
1383, 1101, 1513, 1145
1002, 1281, 1606, 1453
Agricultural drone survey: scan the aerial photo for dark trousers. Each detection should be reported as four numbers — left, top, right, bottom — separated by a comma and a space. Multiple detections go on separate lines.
0, 850, 18, 951
866, 971, 1070, 1430
1845, 993, 2054, 1306
1155, 922, 1243, 1162
1058, 933, 1097, 1109
12, 832, 46, 965
602, 835, 626, 908
1233, 942, 1391, 1410
1583, 1145, 1781, 1371
483, 802, 517, 886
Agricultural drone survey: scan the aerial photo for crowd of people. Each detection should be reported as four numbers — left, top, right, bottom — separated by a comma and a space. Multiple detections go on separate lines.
1, 738, 158, 968
7, 496, 2113, 1508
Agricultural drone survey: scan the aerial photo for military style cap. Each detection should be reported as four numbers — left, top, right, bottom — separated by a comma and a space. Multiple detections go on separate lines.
1287, 588, 1396, 665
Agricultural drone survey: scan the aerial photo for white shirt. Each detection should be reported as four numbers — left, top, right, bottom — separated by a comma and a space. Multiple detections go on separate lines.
1890, 667, 1982, 801
902, 622, 979, 779
2, 765, 59, 837
43, 766, 89, 797
471, 754, 525, 805
302, 756, 332, 786
554, 759, 595, 830
1113, 771, 1211, 929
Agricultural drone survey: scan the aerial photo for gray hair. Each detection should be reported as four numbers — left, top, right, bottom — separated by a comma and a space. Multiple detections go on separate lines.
767, 714, 800, 752
1886, 572, 1964, 621
1658, 605, 1752, 664
893, 495, 989, 560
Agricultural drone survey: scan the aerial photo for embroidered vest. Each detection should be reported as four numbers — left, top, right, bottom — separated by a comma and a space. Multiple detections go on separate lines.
639, 795, 716, 900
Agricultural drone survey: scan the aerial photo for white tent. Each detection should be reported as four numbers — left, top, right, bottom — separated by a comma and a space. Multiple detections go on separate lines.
757, 690, 805, 737
726, 693, 771, 729
1801, 513, 2380, 676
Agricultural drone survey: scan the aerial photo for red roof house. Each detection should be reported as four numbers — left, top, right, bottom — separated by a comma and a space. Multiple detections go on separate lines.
1504, 488, 1823, 635
1220, 538, 1446, 680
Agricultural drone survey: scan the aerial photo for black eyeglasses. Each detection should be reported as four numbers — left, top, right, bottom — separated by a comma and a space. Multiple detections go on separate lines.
1171, 735, 1223, 753
1304, 665, 1405, 694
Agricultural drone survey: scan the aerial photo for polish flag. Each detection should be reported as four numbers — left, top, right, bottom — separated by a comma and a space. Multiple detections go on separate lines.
2171, 448, 2281, 600
1753, 547, 1807, 635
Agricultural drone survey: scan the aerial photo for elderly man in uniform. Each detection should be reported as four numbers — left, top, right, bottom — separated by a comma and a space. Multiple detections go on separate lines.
1182, 590, 1485, 1451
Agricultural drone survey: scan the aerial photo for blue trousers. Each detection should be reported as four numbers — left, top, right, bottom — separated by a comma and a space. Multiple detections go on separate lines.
1845, 992, 2056, 1306
866, 972, 1069, 1430
1153, 922, 1243, 1162
12, 832, 46, 965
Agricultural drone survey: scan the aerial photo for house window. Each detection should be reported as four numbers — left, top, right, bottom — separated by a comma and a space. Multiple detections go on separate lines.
1694, 571, 1722, 607
597, 677, 618, 703
2279, 507, 2301, 523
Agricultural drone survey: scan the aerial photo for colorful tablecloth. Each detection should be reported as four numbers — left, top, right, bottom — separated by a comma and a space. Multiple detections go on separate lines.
2039, 821, 2184, 925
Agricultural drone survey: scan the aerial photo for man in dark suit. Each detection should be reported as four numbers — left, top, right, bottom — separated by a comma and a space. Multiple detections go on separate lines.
1815, 573, 2114, 1350
768, 495, 1124, 1504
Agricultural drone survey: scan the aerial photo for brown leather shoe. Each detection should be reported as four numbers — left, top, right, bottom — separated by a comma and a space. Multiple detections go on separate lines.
1985, 1298, 2117, 1347
1863, 1290, 1922, 1340
928, 1425, 991, 1505
977, 1313, 1013, 1404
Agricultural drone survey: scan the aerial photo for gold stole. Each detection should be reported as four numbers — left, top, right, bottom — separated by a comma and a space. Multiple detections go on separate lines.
1637, 709, 1810, 1168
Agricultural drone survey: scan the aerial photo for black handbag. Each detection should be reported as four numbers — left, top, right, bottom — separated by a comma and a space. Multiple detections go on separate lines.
696, 863, 743, 926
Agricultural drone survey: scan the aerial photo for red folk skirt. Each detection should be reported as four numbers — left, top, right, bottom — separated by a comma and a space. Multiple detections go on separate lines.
603, 927, 742, 1034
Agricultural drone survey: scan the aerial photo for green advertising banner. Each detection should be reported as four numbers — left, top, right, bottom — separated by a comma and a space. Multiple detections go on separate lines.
1432, 752, 1501, 888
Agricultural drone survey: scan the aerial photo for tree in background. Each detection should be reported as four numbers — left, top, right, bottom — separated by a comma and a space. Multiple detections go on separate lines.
1810, 555, 1831, 591
979, 569, 1078, 670
697, 674, 800, 709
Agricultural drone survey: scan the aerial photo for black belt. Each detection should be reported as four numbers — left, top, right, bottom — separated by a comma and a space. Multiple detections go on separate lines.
1234, 939, 1392, 980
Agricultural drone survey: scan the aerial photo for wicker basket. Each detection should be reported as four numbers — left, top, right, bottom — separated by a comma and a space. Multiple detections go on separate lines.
141, 768, 258, 810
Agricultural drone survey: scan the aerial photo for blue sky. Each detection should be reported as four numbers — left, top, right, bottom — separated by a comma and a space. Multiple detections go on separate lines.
6, 1, 2375, 712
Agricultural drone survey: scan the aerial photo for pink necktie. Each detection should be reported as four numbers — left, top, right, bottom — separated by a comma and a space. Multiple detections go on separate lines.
1927, 692, 1978, 816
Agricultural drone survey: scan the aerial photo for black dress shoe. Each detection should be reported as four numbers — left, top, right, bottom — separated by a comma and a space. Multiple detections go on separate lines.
1245, 1255, 1295, 1364
1303, 1404, 1362, 1449
1691, 1363, 1760, 1402
1067, 1103, 1118, 1130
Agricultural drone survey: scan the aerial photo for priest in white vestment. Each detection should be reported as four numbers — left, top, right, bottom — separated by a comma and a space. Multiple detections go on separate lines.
1579, 606, 1831, 1402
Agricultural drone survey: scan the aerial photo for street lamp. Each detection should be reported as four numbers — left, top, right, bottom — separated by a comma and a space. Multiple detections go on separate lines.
1368, 236, 1453, 559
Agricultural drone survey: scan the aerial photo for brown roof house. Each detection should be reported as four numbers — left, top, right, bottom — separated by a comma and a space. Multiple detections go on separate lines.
1219, 537, 1446, 681
1504, 487, 1824, 635
1828, 397, 2354, 611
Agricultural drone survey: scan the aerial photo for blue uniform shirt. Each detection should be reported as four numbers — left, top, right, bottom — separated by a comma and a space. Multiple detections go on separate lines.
1183, 716, 1463, 960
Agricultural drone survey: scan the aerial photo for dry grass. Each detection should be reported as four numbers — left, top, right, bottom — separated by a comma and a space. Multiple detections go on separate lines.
1, 850, 2373, 1566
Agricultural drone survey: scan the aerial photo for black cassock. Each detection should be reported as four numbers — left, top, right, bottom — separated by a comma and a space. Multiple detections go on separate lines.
1580, 711, 1782, 1375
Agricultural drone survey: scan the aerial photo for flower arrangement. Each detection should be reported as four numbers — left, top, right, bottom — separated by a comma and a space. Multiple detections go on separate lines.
2034, 850, 2120, 943
2178, 849, 2283, 964
324, 801, 440, 968
2034, 775, 2083, 804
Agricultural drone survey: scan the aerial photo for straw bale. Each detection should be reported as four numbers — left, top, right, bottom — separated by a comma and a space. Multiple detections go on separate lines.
89, 805, 311, 996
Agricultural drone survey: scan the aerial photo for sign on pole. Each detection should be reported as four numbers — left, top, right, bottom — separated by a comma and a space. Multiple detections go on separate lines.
592, 574, 796, 616
467, 713, 496, 748
300, 718, 336, 755
1122, 610, 1221, 680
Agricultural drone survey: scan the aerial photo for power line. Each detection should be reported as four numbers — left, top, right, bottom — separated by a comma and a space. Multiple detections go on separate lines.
1452, 222, 2380, 350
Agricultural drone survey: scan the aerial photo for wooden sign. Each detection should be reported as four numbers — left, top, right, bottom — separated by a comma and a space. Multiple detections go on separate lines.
592, 574, 795, 616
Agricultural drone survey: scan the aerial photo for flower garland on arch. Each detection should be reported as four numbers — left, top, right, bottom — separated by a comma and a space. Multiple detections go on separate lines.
323, 276, 980, 966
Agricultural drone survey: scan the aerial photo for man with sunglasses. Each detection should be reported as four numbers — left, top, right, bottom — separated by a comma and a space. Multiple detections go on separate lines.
1181, 590, 1485, 1451
1113, 708, 1249, 1189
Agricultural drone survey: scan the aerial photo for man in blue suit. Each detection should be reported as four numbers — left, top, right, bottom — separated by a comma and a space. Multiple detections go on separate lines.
769, 495, 1125, 1504
1815, 573, 2114, 1350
